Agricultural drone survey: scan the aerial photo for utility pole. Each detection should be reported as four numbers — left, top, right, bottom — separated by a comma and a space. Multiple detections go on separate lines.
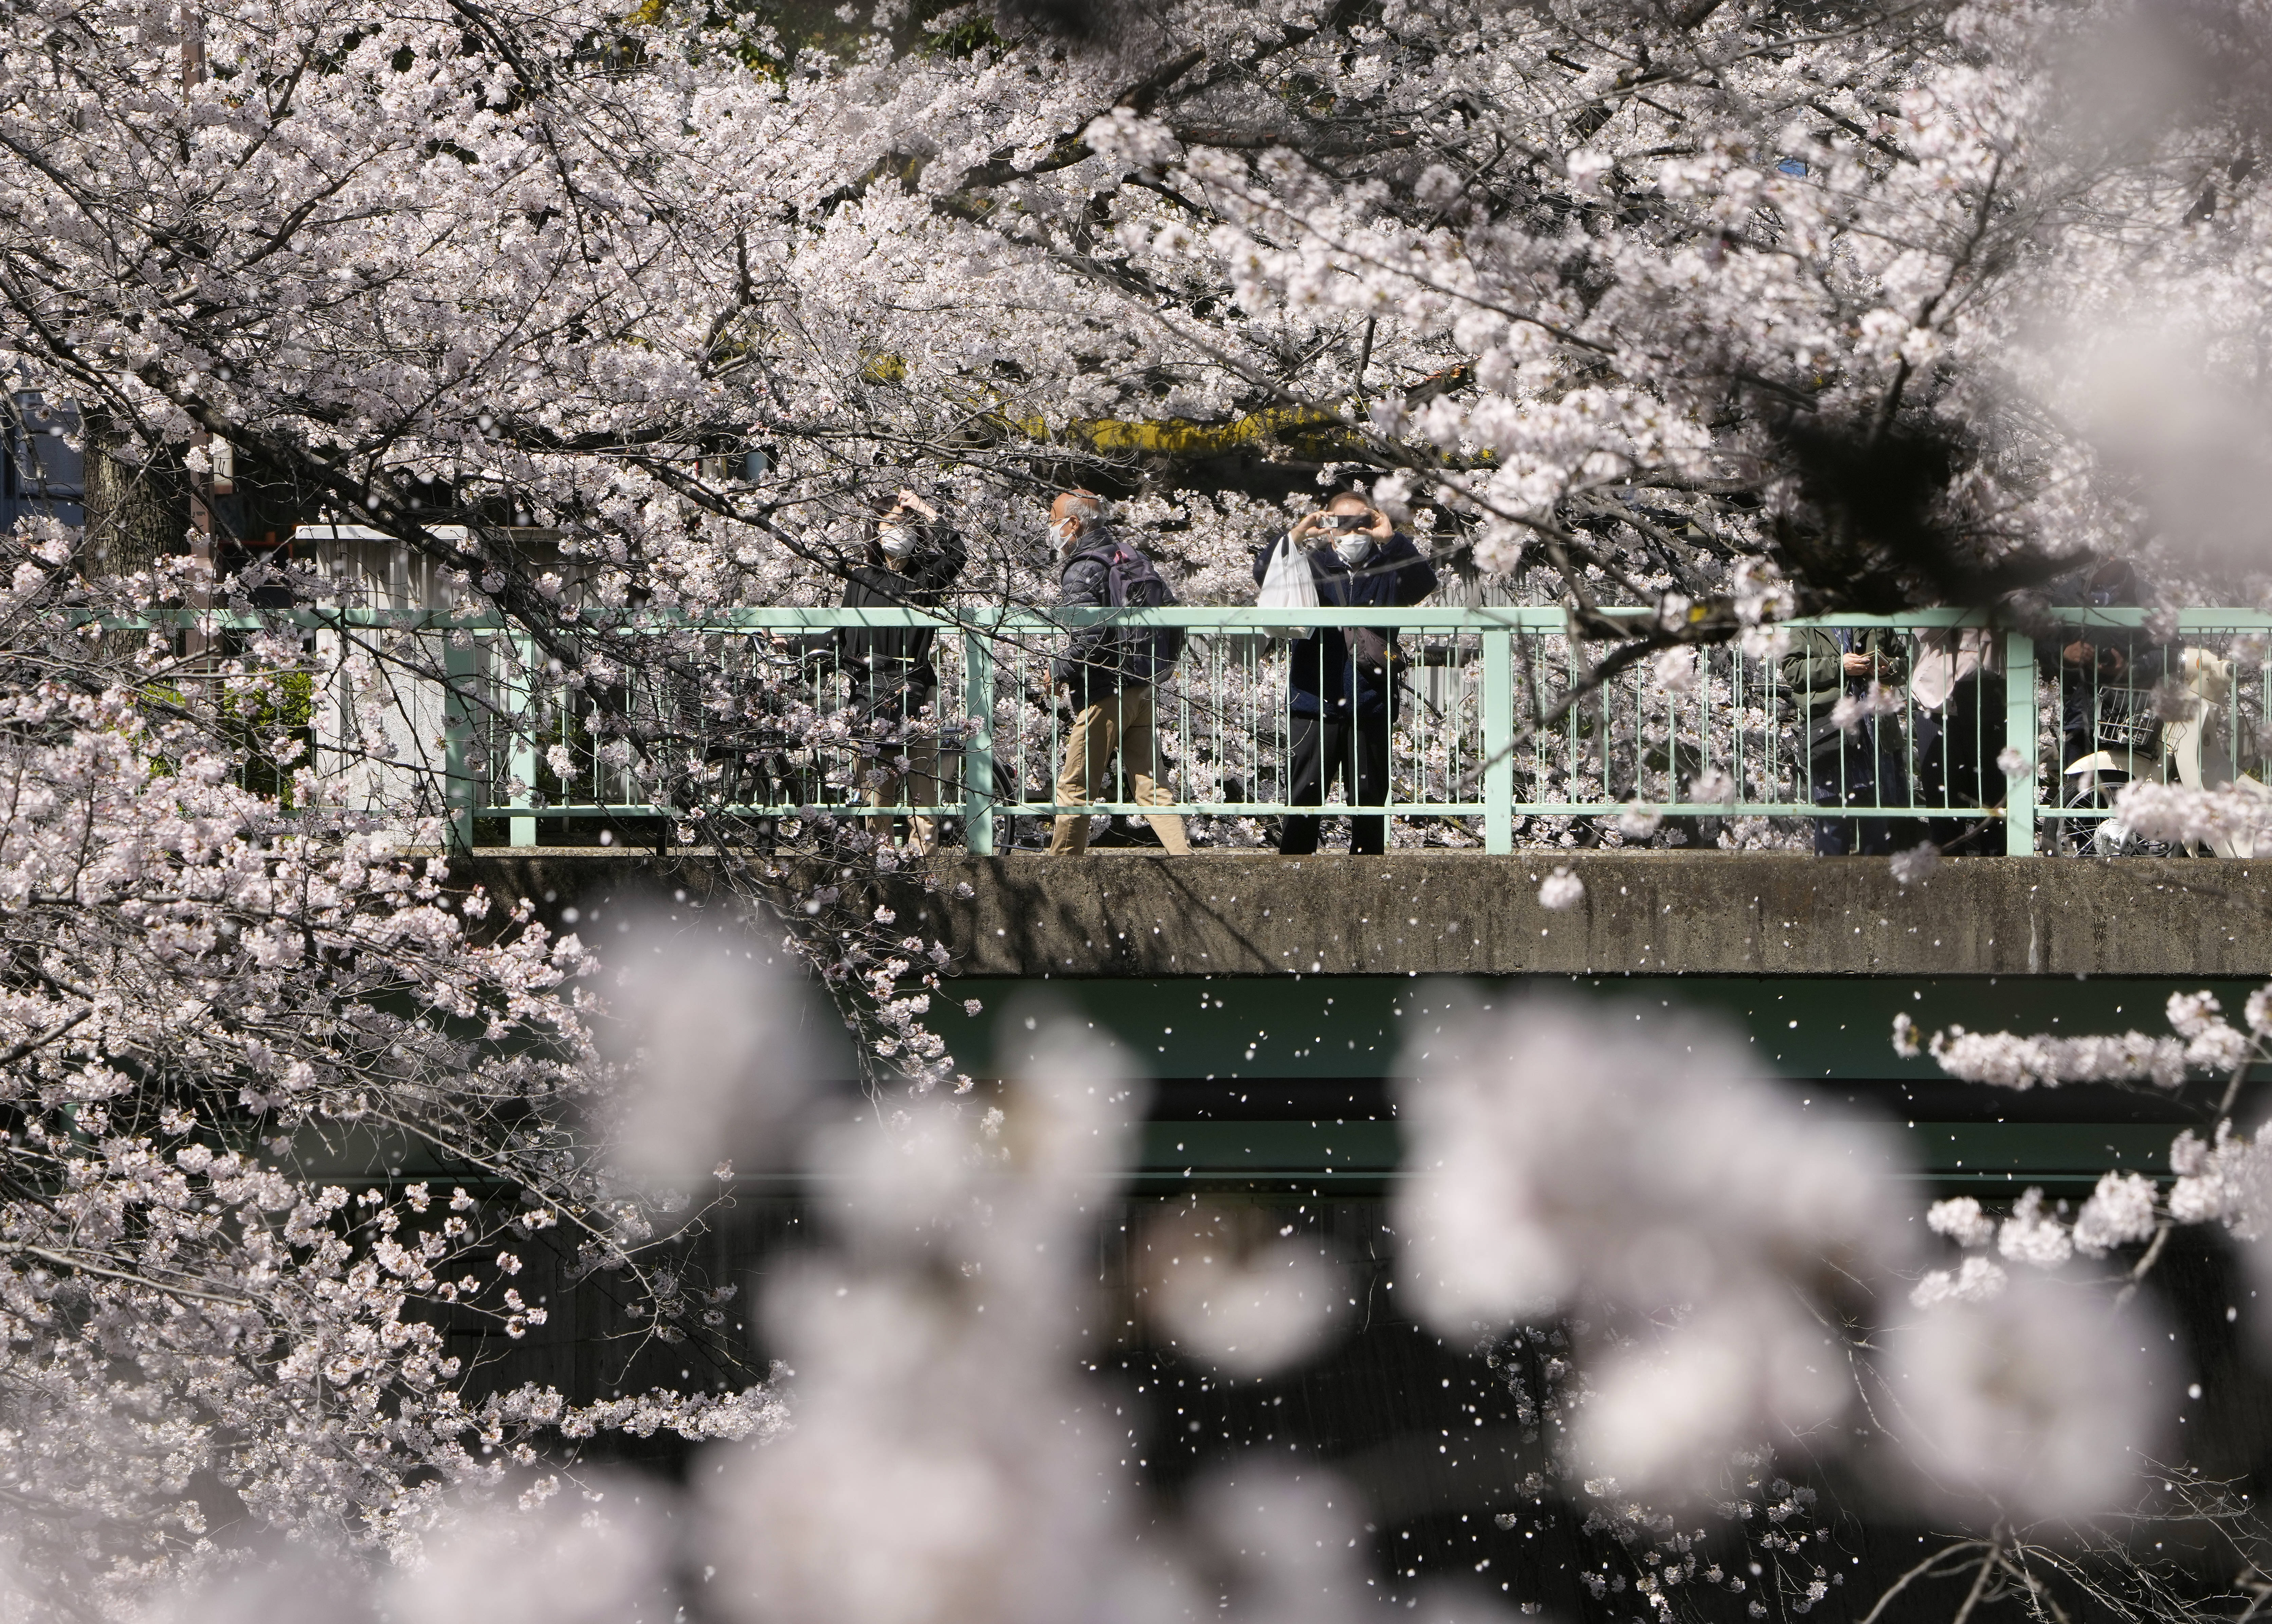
183, 10, 213, 668
181, 5, 203, 91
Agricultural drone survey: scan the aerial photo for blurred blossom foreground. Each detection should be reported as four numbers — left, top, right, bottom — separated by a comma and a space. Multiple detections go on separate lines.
124, 964, 2216, 1624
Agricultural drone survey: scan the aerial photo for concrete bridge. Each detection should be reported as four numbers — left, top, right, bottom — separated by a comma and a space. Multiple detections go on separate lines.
892, 850, 2271, 979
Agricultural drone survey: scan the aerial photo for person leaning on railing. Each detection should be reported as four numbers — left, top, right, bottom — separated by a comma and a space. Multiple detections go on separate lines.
1251, 489, 1439, 857
1781, 624, 1911, 856
2036, 558, 2166, 781
795, 489, 965, 854
1046, 492, 1192, 857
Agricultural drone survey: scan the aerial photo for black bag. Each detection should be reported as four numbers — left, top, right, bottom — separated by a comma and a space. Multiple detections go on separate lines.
1104, 543, 1185, 687
1803, 713, 1851, 759
1348, 625, 1391, 679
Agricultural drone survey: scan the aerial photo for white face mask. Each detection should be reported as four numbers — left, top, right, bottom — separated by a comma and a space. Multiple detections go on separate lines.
878, 525, 917, 563
1334, 531, 1375, 566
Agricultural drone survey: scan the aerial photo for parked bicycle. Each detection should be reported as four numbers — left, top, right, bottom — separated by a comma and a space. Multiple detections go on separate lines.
2061, 646, 2265, 856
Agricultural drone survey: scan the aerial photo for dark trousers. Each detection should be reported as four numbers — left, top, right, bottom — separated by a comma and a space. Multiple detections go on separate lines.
1809, 714, 1910, 856
1913, 673, 2006, 854
2059, 686, 2099, 779
1279, 711, 1391, 855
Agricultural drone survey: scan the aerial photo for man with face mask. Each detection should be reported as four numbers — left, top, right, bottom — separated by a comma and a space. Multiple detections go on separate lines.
1047, 492, 1192, 856
1252, 489, 1439, 855
805, 488, 966, 853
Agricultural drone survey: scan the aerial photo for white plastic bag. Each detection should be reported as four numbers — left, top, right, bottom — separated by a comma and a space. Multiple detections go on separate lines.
1255, 532, 1317, 641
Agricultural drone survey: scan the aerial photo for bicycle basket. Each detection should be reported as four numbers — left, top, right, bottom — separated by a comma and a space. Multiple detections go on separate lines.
2094, 685, 2163, 756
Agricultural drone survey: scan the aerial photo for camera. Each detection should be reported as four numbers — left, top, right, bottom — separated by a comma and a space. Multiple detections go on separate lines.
1329, 512, 1370, 531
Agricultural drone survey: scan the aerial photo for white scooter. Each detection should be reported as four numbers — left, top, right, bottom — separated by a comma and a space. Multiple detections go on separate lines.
2062, 647, 2267, 857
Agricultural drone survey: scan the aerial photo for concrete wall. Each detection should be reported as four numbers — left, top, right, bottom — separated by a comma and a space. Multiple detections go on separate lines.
460, 851, 2272, 980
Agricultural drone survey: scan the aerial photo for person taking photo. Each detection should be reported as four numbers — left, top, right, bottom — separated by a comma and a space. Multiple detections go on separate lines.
1251, 489, 1438, 856
802, 489, 965, 853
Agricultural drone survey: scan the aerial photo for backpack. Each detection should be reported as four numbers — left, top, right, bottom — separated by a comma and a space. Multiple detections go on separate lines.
1104, 542, 1185, 686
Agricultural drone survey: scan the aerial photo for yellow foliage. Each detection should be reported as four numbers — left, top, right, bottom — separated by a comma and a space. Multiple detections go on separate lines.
1065, 404, 1343, 457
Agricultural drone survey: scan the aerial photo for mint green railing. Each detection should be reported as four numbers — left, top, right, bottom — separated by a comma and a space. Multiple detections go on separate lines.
397, 605, 2272, 858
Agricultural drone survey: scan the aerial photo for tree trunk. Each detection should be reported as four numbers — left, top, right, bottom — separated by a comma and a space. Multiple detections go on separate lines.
81, 418, 188, 583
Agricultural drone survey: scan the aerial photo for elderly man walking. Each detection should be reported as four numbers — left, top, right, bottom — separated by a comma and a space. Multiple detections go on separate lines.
1046, 492, 1191, 856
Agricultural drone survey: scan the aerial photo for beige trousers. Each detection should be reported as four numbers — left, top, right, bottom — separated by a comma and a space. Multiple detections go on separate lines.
1048, 684, 1190, 855
864, 734, 941, 854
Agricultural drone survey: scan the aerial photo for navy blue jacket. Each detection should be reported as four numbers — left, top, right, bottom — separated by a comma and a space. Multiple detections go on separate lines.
1252, 532, 1439, 720
1052, 527, 1159, 701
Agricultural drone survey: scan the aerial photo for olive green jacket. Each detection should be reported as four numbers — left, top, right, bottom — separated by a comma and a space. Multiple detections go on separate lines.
1780, 627, 1909, 718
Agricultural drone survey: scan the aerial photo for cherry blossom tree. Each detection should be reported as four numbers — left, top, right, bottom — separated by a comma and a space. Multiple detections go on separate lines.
5, 0, 2259, 870
12, 0, 2257, 625
5, 0, 2272, 1612
0, 526, 782, 1610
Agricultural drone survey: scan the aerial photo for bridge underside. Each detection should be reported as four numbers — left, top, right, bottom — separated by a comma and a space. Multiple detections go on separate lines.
439, 849, 2272, 1589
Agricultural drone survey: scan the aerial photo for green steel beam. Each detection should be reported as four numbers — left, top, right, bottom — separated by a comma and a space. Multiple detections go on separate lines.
1131, 1121, 2179, 1187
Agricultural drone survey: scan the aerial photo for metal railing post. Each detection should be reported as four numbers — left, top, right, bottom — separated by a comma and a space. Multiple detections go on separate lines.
2004, 629, 2038, 856
1483, 627, 1513, 854
442, 628, 478, 851
963, 631, 995, 856
507, 632, 537, 848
